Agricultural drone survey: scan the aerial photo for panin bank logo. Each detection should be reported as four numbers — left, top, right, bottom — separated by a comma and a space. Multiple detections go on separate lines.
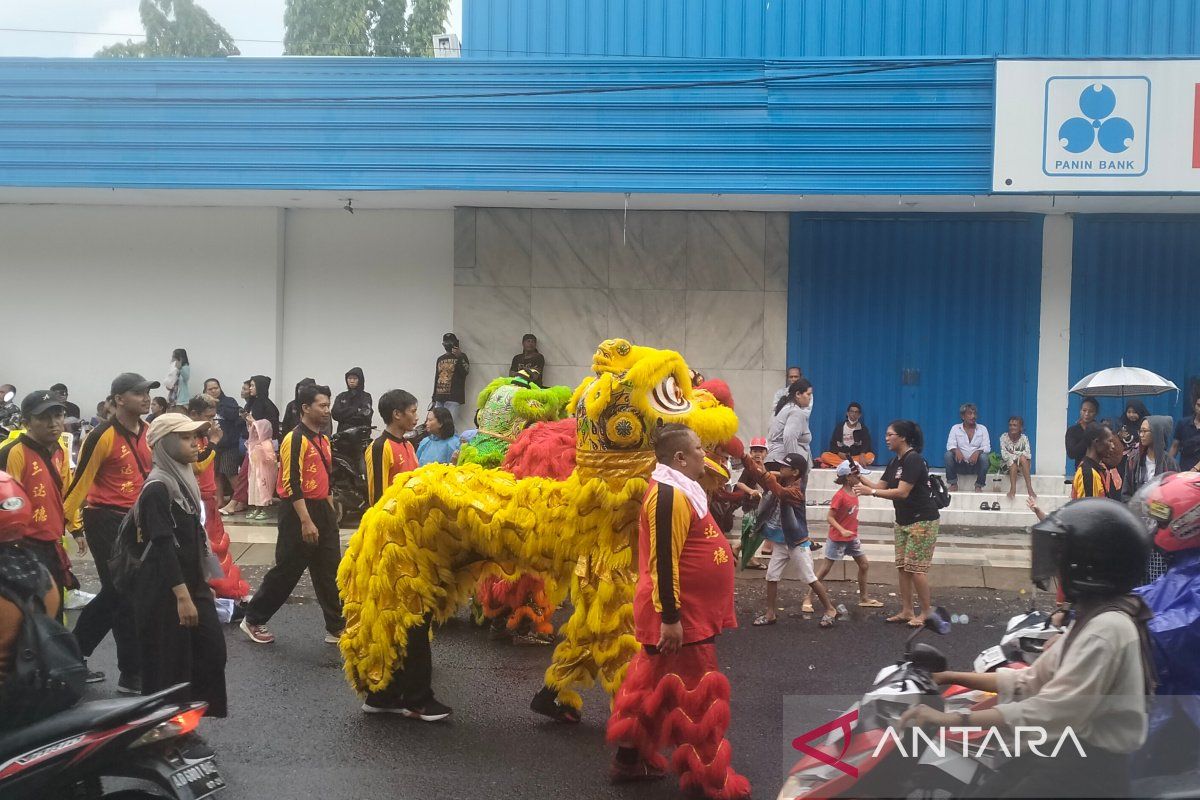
1043, 76, 1150, 177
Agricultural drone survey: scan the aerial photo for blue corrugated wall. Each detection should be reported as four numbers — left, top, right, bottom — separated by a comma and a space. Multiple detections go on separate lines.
465, 0, 1200, 59
787, 214, 1044, 463
1068, 216, 1200, 431
0, 57, 992, 193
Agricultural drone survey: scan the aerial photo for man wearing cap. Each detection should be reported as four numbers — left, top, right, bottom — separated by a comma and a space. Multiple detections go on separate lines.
0, 391, 84, 624
508, 334, 545, 386
432, 333, 470, 429
65, 372, 158, 693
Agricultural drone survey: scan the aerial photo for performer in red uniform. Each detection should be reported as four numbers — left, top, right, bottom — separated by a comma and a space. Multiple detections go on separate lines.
606, 424, 750, 800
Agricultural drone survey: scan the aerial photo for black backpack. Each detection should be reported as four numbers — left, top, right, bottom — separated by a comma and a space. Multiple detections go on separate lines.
901, 451, 951, 510
0, 580, 88, 728
107, 494, 155, 595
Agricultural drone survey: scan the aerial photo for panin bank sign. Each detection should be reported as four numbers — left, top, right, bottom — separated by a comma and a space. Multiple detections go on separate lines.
995, 60, 1199, 192
1043, 77, 1149, 177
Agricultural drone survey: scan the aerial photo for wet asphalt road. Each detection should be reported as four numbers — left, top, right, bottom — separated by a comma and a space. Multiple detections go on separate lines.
76, 566, 1035, 800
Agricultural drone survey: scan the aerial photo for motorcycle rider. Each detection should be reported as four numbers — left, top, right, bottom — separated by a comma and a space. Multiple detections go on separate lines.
332, 367, 373, 435
901, 498, 1154, 798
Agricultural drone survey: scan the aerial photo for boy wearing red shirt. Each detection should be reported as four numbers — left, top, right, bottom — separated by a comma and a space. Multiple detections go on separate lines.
808, 459, 881, 609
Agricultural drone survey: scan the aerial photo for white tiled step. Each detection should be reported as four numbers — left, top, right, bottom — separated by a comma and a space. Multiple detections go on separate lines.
803, 487, 1070, 514
806, 468, 1073, 498
804, 503, 1037, 528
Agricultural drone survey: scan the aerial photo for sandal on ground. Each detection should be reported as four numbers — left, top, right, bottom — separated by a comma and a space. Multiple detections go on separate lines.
819, 611, 839, 628
801, 601, 814, 613
746, 560, 768, 570
907, 616, 927, 628
752, 614, 777, 626
885, 613, 914, 624
991, 501, 1001, 511
858, 598, 884, 608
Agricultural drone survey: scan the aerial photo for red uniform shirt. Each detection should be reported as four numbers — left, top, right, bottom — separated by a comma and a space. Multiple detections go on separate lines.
365, 432, 418, 506
278, 425, 332, 501
0, 435, 69, 542
634, 479, 737, 646
194, 436, 218, 500
65, 419, 151, 519
828, 487, 859, 542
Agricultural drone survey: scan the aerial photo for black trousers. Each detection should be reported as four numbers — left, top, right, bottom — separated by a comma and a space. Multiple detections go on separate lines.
366, 617, 433, 708
22, 539, 68, 623
245, 499, 344, 634
72, 507, 140, 676
134, 583, 228, 718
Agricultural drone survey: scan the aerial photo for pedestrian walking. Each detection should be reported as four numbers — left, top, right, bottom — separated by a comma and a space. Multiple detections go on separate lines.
767, 377, 814, 467
130, 413, 227, 717
0, 391, 85, 621
165, 348, 191, 407
854, 420, 940, 628
416, 407, 459, 466
240, 384, 343, 645
65, 372, 160, 691
807, 459, 881, 610
246, 419, 277, 520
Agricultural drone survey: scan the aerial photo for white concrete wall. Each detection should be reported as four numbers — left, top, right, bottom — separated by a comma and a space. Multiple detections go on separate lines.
0, 205, 453, 422
1034, 214, 1074, 475
452, 208, 789, 439
282, 209, 453, 419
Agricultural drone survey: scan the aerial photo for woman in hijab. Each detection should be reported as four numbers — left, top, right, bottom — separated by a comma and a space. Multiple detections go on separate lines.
1115, 400, 1150, 462
244, 375, 280, 440
131, 413, 227, 718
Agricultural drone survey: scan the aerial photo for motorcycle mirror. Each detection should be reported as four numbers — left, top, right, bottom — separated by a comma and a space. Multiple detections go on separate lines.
2, 390, 12, 404
924, 607, 951, 635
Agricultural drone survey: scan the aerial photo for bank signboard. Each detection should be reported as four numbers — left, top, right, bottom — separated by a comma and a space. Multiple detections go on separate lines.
993, 59, 1200, 192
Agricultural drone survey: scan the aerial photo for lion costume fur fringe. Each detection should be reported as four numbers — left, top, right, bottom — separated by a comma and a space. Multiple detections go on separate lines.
337, 339, 738, 708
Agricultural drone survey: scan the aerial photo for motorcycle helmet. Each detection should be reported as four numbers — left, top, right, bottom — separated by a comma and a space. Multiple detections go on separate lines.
442, 333, 460, 352
1031, 498, 1150, 601
0, 471, 33, 544
1131, 471, 1200, 553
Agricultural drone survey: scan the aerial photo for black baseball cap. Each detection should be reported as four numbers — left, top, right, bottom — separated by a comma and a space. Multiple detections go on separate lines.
110, 373, 160, 396
20, 390, 66, 418
781, 453, 808, 471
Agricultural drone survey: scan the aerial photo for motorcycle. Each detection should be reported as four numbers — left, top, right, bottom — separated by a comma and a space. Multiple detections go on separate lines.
0, 683, 224, 799
329, 424, 373, 526
971, 608, 1065, 673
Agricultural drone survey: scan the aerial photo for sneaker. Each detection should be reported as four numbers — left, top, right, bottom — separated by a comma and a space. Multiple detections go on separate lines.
361, 697, 452, 722
83, 661, 106, 683
240, 618, 275, 644
116, 673, 142, 695
64, 589, 96, 610
324, 630, 343, 644
530, 685, 582, 724
608, 757, 666, 784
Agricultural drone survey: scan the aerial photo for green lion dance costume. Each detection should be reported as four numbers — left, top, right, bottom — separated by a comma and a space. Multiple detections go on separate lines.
338, 339, 740, 794
457, 372, 572, 642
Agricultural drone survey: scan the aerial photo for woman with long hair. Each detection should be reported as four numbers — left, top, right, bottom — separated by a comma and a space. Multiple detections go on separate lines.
854, 420, 941, 628
1124, 416, 1178, 500
767, 378, 814, 468
165, 348, 191, 406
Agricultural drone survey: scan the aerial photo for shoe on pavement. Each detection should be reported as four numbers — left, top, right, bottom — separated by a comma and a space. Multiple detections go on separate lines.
324, 630, 343, 644
116, 673, 142, 695
361, 697, 452, 722
240, 618, 275, 644
511, 631, 553, 646
530, 685, 582, 723
608, 757, 666, 784
83, 660, 106, 683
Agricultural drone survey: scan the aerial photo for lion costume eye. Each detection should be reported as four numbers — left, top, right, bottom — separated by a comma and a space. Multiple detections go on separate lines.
649, 375, 691, 415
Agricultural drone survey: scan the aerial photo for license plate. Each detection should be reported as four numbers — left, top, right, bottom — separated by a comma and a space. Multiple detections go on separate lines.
973, 645, 1006, 673
170, 758, 226, 798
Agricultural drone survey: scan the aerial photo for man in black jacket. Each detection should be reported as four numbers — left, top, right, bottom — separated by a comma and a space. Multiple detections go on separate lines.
332, 368, 373, 434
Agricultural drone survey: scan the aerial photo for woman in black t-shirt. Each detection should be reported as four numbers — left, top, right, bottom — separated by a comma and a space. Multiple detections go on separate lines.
854, 420, 940, 628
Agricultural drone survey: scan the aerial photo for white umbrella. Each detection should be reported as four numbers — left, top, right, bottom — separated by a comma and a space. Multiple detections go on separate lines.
1069, 360, 1179, 398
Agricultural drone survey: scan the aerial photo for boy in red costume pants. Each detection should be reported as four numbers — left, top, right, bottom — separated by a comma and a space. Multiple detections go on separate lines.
606, 424, 750, 799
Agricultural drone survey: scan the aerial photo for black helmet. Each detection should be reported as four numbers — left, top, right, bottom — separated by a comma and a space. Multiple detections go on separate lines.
1031, 498, 1151, 601
442, 333, 459, 352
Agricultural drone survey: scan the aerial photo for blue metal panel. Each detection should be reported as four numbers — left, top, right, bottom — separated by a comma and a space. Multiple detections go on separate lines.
787, 214, 1044, 464
465, 0, 1200, 58
1068, 215, 1200, 431
0, 57, 993, 194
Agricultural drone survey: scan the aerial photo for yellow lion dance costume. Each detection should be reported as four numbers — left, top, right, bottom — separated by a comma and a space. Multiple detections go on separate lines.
337, 339, 737, 723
